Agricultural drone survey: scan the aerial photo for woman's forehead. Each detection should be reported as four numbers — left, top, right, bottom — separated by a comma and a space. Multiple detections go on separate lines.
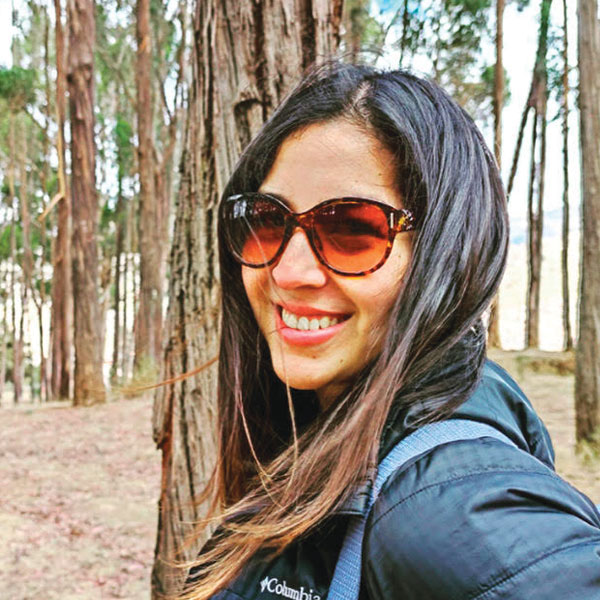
259, 120, 402, 211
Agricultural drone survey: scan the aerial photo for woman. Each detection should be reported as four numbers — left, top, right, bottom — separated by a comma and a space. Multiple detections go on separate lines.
183, 63, 600, 599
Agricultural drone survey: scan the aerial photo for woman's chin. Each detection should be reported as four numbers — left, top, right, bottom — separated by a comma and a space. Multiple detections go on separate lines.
271, 362, 349, 409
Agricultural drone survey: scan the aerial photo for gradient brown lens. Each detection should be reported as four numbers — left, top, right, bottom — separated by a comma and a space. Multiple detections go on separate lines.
314, 202, 389, 273
230, 198, 286, 265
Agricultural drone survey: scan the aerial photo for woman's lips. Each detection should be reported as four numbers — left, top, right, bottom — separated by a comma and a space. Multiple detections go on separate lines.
277, 302, 349, 319
274, 305, 349, 346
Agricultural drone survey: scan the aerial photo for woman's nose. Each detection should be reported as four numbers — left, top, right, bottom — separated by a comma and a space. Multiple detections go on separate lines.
271, 229, 328, 289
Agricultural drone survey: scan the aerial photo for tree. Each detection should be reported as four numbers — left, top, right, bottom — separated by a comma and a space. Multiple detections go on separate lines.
390, 0, 496, 119
134, 0, 162, 371
487, 0, 505, 348
67, 0, 106, 405
51, 0, 72, 400
575, 0, 600, 443
0, 62, 38, 404
506, 0, 552, 349
151, 0, 343, 595
560, 0, 572, 351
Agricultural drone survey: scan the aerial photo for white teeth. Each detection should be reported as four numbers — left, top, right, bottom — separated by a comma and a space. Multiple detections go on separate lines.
281, 308, 343, 331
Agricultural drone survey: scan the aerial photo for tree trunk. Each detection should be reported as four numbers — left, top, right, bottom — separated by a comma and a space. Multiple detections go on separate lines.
399, 0, 410, 64
526, 110, 540, 348
51, 0, 73, 399
111, 186, 124, 383
0, 282, 7, 404
343, 0, 368, 61
134, 0, 163, 371
122, 202, 131, 380
575, 0, 600, 443
508, 0, 551, 349
147, 0, 186, 382
38, 3, 51, 403
561, 0, 573, 351
506, 100, 532, 198
8, 115, 23, 405
507, 0, 553, 201
493, 0, 504, 167
18, 122, 36, 395
525, 1, 552, 349
487, 0, 505, 348
151, 0, 343, 595
51, 0, 72, 401
67, 0, 105, 405
531, 94, 547, 347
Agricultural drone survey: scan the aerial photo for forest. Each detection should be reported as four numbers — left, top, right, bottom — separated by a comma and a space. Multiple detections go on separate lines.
1, 0, 600, 598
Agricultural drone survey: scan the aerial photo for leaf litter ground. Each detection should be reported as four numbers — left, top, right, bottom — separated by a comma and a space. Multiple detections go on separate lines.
1, 359, 599, 599
1, 396, 159, 599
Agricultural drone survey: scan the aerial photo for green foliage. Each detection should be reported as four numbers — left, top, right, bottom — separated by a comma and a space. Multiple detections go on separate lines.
33, 276, 52, 298
370, 0, 505, 121
341, 0, 386, 62
0, 222, 22, 262
0, 180, 10, 202
44, 173, 59, 199
115, 113, 134, 179
101, 201, 117, 232
0, 66, 37, 111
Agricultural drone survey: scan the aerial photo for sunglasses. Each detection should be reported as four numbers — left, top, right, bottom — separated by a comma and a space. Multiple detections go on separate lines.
221, 192, 416, 276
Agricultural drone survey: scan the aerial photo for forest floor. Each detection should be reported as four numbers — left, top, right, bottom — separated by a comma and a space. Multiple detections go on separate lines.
1, 350, 600, 600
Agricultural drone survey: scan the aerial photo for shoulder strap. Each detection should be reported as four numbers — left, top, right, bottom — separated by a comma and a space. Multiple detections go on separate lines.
327, 420, 518, 600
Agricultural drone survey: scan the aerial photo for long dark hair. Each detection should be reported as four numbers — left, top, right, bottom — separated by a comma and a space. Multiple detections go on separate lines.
184, 62, 508, 597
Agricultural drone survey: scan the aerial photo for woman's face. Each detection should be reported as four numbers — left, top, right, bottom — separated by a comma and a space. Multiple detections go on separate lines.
242, 120, 413, 408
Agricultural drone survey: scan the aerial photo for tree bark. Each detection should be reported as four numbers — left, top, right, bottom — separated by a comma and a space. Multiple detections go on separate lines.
151, 0, 343, 595
575, 0, 600, 442
0, 281, 7, 403
50, 0, 73, 399
18, 122, 35, 397
487, 0, 505, 348
561, 0, 573, 351
111, 184, 124, 383
38, 3, 51, 403
8, 115, 23, 404
526, 110, 540, 348
510, 0, 552, 348
67, 0, 106, 405
134, 0, 163, 371
122, 202, 132, 380
51, 0, 72, 401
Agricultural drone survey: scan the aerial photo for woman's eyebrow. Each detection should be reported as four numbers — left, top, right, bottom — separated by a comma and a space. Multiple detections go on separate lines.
257, 189, 292, 207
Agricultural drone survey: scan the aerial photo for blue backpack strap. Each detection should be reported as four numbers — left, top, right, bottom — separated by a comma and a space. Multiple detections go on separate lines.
327, 420, 518, 600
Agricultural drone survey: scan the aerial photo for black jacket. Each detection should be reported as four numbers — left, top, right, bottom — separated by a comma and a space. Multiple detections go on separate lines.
206, 361, 600, 599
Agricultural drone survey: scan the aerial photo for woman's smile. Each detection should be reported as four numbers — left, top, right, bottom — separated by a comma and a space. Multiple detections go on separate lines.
276, 303, 350, 346
241, 120, 412, 408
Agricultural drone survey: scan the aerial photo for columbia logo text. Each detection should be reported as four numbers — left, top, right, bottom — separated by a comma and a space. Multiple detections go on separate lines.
259, 576, 321, 600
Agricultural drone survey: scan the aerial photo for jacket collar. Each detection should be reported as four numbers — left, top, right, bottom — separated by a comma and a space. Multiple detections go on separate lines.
336, 476, 373, 516
333, 359, 555, 517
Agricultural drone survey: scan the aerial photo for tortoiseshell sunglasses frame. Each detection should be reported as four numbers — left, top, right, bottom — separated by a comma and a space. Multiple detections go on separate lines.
221, 192, 416, 276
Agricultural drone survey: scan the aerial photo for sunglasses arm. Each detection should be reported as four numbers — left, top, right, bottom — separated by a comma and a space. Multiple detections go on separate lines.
392, 209, 417, 233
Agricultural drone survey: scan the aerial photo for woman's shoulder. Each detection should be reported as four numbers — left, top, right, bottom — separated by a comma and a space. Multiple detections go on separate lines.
363, 423, 600, 599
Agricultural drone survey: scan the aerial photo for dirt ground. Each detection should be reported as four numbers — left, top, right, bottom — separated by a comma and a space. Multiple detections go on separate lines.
1, 352, 599, 600
0, 395, 160, 600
